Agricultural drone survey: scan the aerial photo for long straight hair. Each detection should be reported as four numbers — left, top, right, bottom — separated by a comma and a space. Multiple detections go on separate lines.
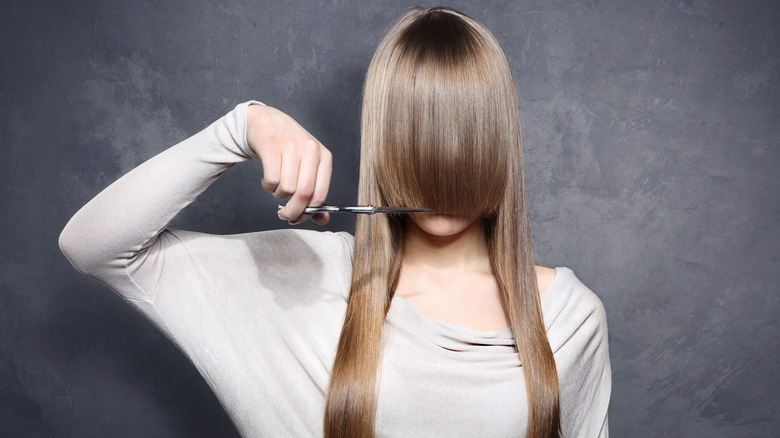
324, 7, 561, 437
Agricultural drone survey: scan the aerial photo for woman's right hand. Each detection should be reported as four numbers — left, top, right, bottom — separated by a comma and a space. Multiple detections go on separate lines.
246, 104, 332, 225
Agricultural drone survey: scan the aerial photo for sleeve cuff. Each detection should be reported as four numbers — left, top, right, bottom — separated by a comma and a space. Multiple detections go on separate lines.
235, 100, 266, 160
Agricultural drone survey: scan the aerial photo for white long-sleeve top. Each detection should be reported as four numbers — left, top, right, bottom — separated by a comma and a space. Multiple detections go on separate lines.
60, 101, 611, 437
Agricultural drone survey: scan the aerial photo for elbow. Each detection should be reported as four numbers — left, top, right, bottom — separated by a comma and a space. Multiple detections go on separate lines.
59, 219, 87, 273
59, 216, 103, 275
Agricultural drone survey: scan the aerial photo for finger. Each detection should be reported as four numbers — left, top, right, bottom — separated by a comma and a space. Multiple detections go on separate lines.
260, 148, 282, 194
280, 147, 319, 220
310, 148, 332, 208
307, 150, 332, 226
311, 212, 330, 226
288, 213, 313, 226
273, 146, 301, 199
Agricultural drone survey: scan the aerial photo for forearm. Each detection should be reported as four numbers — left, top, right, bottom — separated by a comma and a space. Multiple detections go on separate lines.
59, 101, 260, 284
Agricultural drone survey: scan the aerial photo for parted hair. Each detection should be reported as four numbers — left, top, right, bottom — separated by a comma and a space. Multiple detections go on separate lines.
324, 7, 561, 437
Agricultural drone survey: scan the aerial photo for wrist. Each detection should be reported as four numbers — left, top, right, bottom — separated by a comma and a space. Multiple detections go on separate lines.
246, 103, 267, 156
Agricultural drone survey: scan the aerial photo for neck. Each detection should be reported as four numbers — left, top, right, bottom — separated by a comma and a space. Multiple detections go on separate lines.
402, 218, 491, 273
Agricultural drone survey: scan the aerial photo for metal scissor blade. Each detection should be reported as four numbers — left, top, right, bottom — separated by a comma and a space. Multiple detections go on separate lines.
372, 207, 432, 214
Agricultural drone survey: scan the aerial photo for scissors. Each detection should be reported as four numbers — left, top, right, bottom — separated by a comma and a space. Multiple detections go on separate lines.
278, 204, 431, 215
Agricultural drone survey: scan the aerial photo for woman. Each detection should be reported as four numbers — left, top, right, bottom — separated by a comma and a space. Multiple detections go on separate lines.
60, 7, 610, 438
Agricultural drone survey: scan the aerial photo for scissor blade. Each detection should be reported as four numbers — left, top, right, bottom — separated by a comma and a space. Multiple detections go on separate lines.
373, 207, 432, 214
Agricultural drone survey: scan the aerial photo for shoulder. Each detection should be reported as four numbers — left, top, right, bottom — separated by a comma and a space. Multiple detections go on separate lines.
534, 265, 557, 295
298, 229, 354, 263
544, 268, 606, 319
540, 267, 608, 350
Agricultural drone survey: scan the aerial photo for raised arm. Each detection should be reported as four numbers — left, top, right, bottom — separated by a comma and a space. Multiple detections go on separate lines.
59, 101, 332, 297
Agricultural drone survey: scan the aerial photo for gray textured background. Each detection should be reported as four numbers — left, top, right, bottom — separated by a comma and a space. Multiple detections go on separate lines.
2, 0, 778, 436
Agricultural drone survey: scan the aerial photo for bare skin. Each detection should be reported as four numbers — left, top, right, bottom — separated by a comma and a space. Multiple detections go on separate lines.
397, 214, 556, 332
246, 103, 556, 331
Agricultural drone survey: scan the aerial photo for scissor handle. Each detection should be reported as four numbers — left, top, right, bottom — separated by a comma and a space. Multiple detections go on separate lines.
278, 204, 429, 215
302, 205, 343, 214
277, 205, 377, 214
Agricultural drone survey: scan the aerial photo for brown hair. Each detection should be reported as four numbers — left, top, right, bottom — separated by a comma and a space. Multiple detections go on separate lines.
324, 7, 560, 437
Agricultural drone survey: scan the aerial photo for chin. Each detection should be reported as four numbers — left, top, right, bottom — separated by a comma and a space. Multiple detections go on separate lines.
410, 214, 477, 237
